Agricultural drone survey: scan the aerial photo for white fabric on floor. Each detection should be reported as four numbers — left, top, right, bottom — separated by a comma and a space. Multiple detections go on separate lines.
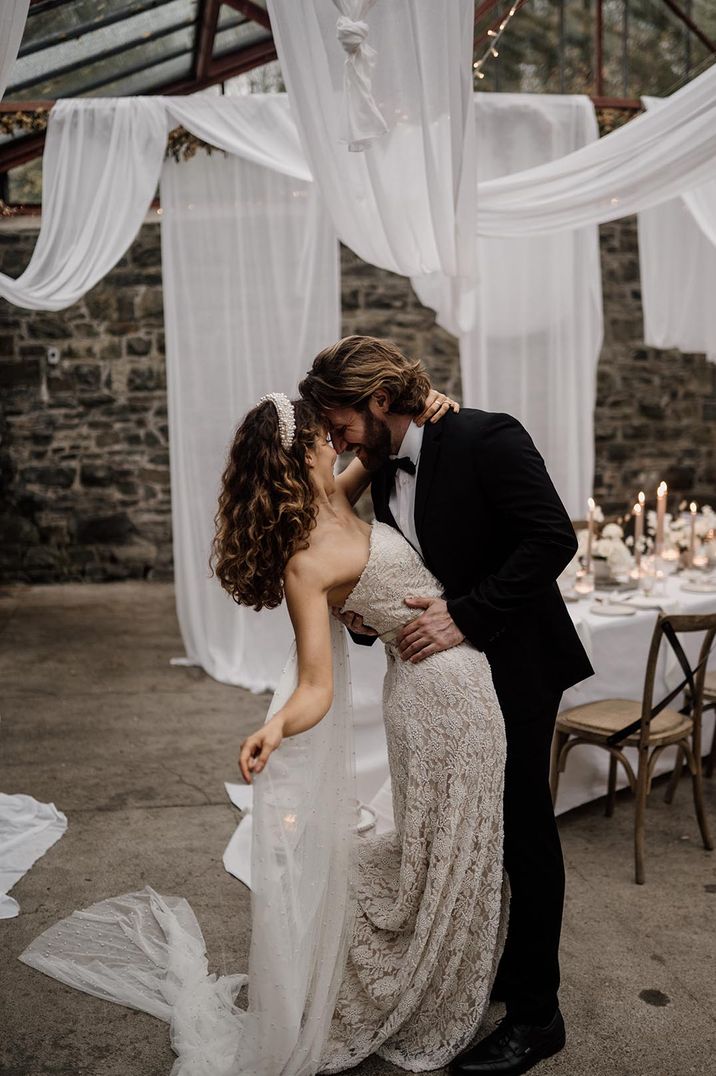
638, 96, 716, 363
0, 793, 67, 918
415, 94, 602, 518
0, 0, 29, 101
475, 61, 716, 237
0, 99, 168, 310
267, 0, 478, 329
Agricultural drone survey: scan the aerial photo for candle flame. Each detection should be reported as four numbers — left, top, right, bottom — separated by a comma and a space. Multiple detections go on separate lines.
638, 490, 645, 505
657, 482, 667, 497
633, 503, 642, 515
690, 502, 697, 513
588, 497, 595, 510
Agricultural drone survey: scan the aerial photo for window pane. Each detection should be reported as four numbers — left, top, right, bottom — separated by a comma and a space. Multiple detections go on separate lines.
7, 158, 43, 205
19, 0, 184, 55
9, 23, 197, 99
8, 0, 198, 97
213, 22, 272, 60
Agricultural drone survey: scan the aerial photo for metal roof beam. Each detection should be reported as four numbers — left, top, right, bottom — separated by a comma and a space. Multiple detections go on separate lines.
660, 0, 716, 54
223, 1, 271, 32
194, 0, 222, 82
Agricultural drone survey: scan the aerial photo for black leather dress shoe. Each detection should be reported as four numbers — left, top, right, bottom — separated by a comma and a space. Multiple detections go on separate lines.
448, 1009, 566, 1074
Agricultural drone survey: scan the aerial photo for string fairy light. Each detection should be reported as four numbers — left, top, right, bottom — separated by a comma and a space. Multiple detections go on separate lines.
473, 2, 524, 81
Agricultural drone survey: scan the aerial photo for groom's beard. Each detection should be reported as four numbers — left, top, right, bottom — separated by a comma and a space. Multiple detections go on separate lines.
353, 410, 392, 472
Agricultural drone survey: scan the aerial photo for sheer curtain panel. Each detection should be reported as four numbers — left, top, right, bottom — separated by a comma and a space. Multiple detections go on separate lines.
160, 150, 339, 692
0, 0, 29, 100
267, 0, 478, 330
638, 96, 716, 363
463, 94, 602, 518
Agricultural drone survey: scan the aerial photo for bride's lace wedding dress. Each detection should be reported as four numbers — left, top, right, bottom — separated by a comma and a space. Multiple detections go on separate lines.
20, 522, 507, 1076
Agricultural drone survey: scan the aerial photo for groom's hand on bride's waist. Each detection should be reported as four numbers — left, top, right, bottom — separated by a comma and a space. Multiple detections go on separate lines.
398, 597, 464, 663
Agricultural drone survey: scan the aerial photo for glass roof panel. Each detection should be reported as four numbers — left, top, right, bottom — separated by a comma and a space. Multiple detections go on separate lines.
94, 51, 195, 97
213, 21, 272, 60
8, 0, 198, 98
9, 18, 197, 99
19, 1, 184, 56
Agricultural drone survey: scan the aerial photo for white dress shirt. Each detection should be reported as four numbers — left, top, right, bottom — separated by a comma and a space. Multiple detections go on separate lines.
388, 420, 424, 558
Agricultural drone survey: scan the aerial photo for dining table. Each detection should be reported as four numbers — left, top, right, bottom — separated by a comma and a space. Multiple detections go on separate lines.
556, 570, 716, 813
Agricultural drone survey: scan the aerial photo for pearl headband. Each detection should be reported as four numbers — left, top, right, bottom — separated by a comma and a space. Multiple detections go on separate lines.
258, 392, 296, 451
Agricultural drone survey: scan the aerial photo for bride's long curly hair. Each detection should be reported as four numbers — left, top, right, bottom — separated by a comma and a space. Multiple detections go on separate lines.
211, 397, 326, 610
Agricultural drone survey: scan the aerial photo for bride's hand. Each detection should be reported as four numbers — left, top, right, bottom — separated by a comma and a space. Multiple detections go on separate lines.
239, 717, 284, 783
416, 388, 460, 427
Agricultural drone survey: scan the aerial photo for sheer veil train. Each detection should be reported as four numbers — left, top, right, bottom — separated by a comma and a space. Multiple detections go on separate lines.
20, 618, 358, 1076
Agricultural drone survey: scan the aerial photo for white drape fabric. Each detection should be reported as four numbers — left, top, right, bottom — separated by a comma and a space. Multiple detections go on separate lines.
164, 94, 311, 181
416, 94, 602, 518
0, 793, 67, 918
267, 0, 478, 329
3, 61, 716, 314
160, 145, 389, 807
475, 61, 716, 237
160, 149, 338, 692
21, 621, 359, 1076
332, 0, 388, 150
638, 96, 716, 363
0, 0, 29, 100
0, 99, 168, 311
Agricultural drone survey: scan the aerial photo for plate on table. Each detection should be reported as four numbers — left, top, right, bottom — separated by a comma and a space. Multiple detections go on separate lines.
590, 601, 636, 617
621, 594, 667, 610
680, 579, 716, 594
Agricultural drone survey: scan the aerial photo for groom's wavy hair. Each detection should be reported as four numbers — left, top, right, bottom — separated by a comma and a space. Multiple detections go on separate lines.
210, 397, 326, 610
299, 336, 431, 415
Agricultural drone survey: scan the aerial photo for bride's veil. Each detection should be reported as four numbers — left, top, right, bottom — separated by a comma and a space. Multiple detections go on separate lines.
19, 617, 358, 1076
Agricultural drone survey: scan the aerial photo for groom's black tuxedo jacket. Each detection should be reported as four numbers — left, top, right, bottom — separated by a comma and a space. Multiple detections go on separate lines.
354, 408, 593, 708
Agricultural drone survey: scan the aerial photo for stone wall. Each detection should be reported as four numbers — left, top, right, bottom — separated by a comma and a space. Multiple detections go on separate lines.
1, 217, 715, 582
0, 223, 171, 582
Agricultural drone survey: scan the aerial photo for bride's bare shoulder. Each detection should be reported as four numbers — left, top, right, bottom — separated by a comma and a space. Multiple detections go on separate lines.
284, 543, 334, 593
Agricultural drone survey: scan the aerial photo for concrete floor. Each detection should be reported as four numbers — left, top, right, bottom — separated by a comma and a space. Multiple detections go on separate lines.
1, 581, 715, 1076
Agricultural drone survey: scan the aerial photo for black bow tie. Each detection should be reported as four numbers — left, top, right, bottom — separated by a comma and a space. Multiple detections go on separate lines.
386, 456, 416, 479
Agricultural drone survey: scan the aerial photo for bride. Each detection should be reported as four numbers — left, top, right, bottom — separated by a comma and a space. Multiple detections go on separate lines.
20, 388, 507, 1076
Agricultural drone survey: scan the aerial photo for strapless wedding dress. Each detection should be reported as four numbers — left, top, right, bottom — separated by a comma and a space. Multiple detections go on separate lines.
20, 522, 507, 1075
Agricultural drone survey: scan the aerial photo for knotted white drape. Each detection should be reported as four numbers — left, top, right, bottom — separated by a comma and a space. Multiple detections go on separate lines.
638, 95, 716, 363
332, 0, 388, 150
267, 0, 478, 330
0, 0, 29, 101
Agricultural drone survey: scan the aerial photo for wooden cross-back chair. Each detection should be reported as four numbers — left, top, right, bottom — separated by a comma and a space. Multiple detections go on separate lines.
551, 613, 716, 884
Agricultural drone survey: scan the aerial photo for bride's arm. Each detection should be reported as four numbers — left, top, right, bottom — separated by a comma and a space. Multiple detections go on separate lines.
239, 562, 333, 782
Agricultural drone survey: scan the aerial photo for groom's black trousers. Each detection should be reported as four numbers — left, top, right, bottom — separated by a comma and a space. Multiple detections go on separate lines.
490, 674, 565, 1027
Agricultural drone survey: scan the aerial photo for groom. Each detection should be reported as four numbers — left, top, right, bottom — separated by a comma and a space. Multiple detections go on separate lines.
300, 335, 593, 1076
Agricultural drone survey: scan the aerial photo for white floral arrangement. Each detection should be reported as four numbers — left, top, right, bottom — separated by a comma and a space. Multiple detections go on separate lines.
590, 522, 635, 575
647, 503, 716, 555
561, 511, 633, 584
